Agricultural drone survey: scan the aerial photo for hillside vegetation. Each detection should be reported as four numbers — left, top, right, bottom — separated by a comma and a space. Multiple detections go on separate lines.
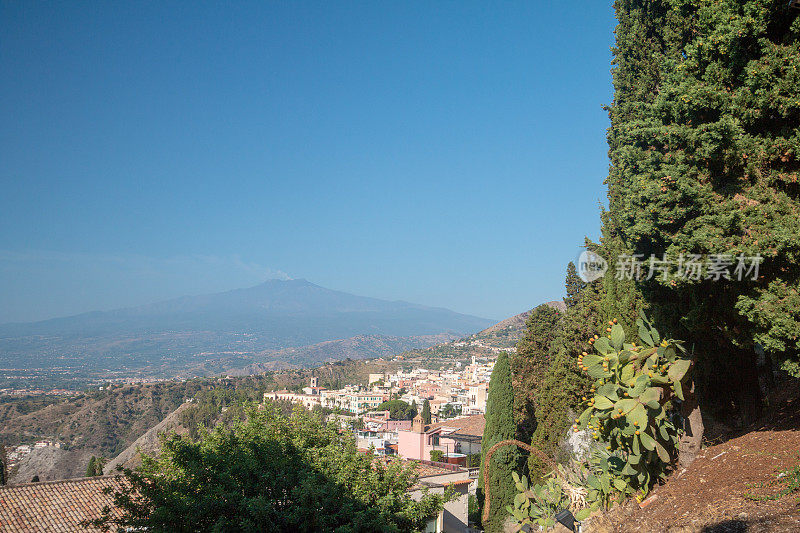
0, 358, 398, 482
396, 302, 565, 364
477, 2, 800, 531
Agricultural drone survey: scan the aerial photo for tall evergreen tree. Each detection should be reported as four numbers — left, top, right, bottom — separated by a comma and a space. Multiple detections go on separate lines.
0, 444, 6, 486
477, 352, 522, 533
510, 304, 563, 441
563, 261, 586, 309
421, 399, 432, 424
604, 0, 800, 425
527, 261, 599, 480
86, 456, 97, 477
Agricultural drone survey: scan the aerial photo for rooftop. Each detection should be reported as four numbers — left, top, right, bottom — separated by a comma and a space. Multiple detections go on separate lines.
0, 476, 124, 532
427, 414, 485, 438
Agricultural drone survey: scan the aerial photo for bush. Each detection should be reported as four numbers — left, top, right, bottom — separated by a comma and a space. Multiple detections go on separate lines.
89, 405, 453, 532
429, 450, 444, 462
506, 472, 590, 529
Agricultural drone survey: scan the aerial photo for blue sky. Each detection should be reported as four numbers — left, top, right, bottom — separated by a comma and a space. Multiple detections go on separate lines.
0, 1, 616, 323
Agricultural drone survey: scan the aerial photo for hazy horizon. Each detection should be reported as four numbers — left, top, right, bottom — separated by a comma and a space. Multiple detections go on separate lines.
0, 276, 502, 325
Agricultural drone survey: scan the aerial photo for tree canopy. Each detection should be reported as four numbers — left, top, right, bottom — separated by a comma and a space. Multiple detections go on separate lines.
603, 0, 800, 423
375, 399, 417, 420
92, 405, 450, 532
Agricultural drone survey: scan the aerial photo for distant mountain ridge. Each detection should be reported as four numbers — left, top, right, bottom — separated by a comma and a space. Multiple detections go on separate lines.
0, 279, 492, 381
395, 300, 565, 361
476, 300, 565, 338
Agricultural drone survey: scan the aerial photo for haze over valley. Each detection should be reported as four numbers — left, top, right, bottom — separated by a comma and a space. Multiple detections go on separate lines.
0, 278, 492, 390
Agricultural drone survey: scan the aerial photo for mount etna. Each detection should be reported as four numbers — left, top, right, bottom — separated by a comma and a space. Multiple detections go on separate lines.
0, 279, 493, 386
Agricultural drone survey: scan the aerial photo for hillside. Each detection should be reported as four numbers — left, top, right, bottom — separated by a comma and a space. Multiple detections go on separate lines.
103, 402, 194, 474
396, 300, 565, 363
0, 279, 492, 389
0, 359, 398, 482
584, 383, 800, 533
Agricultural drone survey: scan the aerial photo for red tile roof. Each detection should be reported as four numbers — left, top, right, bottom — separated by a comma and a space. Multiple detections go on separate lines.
427, 414, 485, 437
0, 476, 125, 532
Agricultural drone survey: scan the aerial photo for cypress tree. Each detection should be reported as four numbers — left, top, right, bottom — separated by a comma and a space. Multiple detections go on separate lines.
563, 261, 586, 309
526, 262, 600, 480
477, 352, 522, 533
510, 304, 562, 441
604, 0, 800, 426
421, 399, 431, 424
86, 456, 97, 477
0, 444, 6, 486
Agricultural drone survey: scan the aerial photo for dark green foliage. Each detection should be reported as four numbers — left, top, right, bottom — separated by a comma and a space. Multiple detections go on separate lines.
478, 352, 523, 532
605, 0, 800, 422
564, 261, 586, 309
376, 399, 417, 420
526, 262, 600, 481
439, 403, 462, 419
30, 475, 39, 483
0, 445, 6, 485
421, 399, 432, 424
468, 494, 481, 527
86, 456, 105, 477
527, 344, 590, 482
429, 449, 444, 462
90, 405, 451, 532
511, 304, 563, 440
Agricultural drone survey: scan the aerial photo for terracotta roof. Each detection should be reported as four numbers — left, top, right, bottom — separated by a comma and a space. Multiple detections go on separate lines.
415, 462, 457, 478
375, 457, 464, 480
0, 476, 125, 532
427, 414, 485, 437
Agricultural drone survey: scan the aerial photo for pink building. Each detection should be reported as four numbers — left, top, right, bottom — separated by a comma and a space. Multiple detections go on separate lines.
398, 414, 485, 462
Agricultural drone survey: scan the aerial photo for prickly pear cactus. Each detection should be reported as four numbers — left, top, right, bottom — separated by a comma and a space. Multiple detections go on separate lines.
572, 312, 692, 490
507, 471, 589, 529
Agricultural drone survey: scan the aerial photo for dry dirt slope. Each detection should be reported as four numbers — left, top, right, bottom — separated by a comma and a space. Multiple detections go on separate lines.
103, 402, 193, 474
580, 390, 800, 533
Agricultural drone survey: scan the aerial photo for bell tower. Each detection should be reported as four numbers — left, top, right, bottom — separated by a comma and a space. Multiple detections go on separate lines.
412, 413, 424, 433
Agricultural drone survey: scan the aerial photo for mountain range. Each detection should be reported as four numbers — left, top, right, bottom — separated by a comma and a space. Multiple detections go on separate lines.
0, 279, 493, 382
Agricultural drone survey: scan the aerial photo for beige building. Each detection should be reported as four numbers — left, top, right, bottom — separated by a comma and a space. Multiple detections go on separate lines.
263, 390, 321, 410
349, 392, 387, 414
466, 383, 487, 414
408, 461, 471, 533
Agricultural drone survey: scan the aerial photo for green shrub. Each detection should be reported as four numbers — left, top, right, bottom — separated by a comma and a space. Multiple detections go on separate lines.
506, 472, 590, 530
429, 450, 444, 463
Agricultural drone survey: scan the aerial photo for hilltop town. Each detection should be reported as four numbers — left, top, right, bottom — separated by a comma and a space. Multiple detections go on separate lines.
265, 355, 493, 418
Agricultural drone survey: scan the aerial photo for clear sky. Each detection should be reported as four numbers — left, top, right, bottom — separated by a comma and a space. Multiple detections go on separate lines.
0, 1, 616, 323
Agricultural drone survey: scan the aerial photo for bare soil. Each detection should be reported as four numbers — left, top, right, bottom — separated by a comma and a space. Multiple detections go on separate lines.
593, 383, 800, 532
